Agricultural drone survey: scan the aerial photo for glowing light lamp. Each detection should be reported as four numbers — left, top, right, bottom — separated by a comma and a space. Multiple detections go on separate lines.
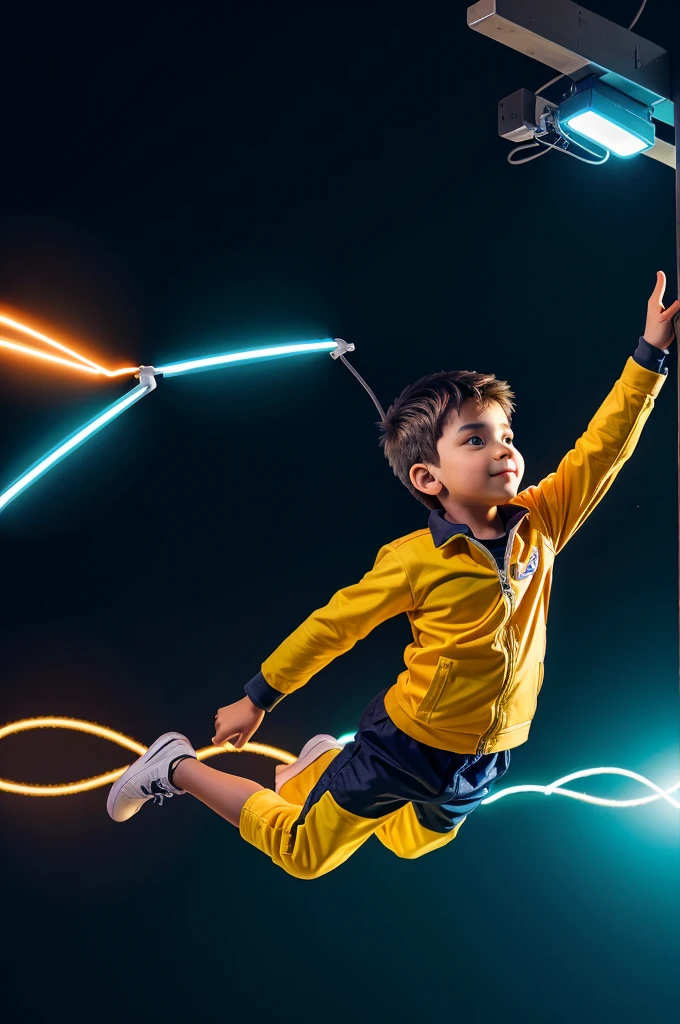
556, 77, 655, 158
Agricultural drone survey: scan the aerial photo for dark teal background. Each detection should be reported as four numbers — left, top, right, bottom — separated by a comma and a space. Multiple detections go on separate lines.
0, 2, 678, 1021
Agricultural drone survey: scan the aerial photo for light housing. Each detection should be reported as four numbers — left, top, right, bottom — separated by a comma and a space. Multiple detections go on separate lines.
555, 76, 655, 158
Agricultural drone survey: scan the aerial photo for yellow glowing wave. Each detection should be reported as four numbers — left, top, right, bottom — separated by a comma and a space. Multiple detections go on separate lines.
0, 717, 297, 797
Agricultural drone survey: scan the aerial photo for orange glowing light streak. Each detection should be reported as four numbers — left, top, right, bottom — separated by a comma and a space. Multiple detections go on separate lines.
0, 337, 137, 377
0, 716, 297, 797
0, 314, 140, 379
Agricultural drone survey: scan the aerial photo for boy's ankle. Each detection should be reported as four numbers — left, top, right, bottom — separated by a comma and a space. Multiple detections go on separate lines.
168, 754, 196, 789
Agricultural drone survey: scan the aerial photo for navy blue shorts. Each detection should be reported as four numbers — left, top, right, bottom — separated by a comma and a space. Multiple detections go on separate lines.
294, 687, 511, 834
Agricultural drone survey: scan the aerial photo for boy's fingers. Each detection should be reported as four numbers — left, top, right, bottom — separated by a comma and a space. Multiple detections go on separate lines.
660, 299, 680, 320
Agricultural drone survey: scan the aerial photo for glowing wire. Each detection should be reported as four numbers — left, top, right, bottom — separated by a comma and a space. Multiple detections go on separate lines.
0, 313, 337, 379
156, 338, 337, 376
0, 321, 339, 516
0, 382, 152, 513
0, 314, 139, 377
0, 337, 137, 377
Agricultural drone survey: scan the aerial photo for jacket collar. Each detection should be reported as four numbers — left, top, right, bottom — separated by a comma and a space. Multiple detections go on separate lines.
428, 502, 530, 549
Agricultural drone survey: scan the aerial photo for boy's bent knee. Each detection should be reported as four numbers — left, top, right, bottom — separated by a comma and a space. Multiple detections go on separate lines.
278, 858, 331, 881
376, 812, 466, 859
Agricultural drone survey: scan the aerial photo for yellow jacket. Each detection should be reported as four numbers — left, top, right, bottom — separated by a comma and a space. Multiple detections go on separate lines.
252, 355, 666, 754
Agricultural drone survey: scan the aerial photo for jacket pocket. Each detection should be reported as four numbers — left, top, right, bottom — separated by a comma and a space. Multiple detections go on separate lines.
416, 656, 455, 724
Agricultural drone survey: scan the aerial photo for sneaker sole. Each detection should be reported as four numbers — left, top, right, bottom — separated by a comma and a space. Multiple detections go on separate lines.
107, 731, 191, 822
275, 734, 343, 794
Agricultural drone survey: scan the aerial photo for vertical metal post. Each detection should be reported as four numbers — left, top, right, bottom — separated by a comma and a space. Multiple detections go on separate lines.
670, 58, 680, 710
675, 52, 680, 706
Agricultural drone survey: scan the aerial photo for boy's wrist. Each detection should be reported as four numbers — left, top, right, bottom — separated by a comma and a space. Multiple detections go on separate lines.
243, 670, 286, 712
634, 335, 668, 375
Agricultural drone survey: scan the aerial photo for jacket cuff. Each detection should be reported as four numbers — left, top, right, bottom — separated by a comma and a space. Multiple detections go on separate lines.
244, 670, 286, 712
634, 335, 668, 376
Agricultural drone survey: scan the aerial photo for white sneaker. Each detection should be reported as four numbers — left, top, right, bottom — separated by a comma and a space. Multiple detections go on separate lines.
274, 733, 344, 794
107, 732, 196, 823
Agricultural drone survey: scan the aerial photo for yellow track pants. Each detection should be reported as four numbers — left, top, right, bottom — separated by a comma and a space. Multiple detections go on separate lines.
239, 749, 465, 880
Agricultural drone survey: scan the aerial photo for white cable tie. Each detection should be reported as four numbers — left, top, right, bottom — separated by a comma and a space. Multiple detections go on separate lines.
134, 365, 159, 391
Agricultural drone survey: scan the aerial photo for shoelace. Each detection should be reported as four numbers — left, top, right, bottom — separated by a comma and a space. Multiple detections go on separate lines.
141, 778, 173, 807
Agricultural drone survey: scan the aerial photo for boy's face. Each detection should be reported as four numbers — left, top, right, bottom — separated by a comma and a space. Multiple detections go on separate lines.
410, 398, 525, 510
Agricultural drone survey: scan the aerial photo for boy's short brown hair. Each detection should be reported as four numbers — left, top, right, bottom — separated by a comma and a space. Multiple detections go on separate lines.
377, 369, 516, 511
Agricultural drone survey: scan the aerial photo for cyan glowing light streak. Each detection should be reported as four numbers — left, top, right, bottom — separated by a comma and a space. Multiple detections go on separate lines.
0, 382, 152, 513
156, 338, 337, 376
481, 765, 680, 810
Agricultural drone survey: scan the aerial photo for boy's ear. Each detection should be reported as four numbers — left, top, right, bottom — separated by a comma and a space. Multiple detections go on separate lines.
410, 463, 440, 497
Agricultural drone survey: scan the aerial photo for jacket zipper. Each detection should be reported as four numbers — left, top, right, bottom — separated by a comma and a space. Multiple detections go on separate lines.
466, 522, 521, 755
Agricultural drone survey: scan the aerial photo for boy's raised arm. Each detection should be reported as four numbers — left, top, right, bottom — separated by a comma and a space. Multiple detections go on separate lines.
244, 542, 414, 712
516, 272, 676, 555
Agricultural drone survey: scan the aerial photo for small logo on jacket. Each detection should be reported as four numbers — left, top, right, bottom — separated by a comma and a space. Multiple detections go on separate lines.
511, 546, 539, 581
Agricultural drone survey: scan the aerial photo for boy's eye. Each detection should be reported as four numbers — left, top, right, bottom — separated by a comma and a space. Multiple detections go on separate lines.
466, 435, 514, 446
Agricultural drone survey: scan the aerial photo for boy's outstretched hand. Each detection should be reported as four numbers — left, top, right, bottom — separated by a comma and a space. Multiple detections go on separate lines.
644, 270, 680, 350
213, 695, 265, 748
